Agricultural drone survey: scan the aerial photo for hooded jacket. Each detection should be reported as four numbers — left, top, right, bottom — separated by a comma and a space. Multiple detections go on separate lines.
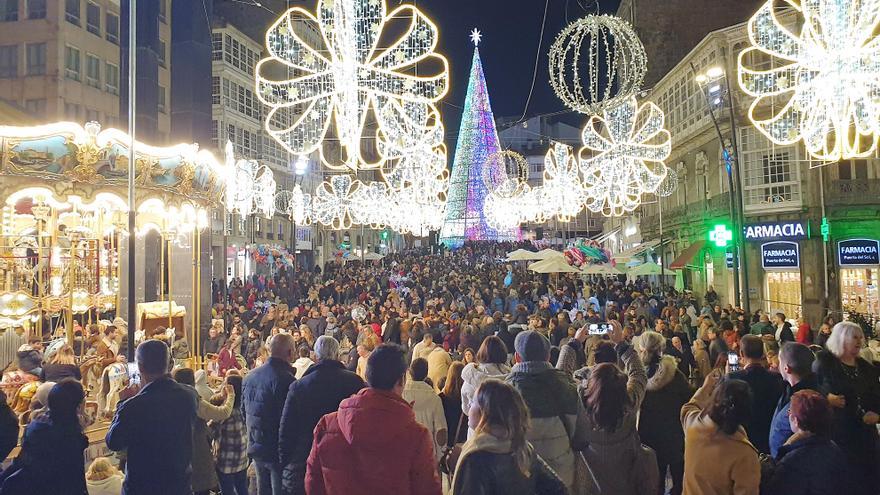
305, 388, 442, 495
638, 355, 693, 463
460, 362, 510, 419
507, 361, 588, 490
86, 474, 124, 495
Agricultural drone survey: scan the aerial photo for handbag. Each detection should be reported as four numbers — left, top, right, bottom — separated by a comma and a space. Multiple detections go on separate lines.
439, 412, 468, 475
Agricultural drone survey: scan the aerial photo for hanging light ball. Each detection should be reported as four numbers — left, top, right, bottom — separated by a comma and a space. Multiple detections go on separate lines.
482, 150, 529, 198
549, 15, 647, 115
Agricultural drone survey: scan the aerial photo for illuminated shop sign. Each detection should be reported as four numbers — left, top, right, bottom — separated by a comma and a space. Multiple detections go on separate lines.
761, 241, 800, 269
743, 221, 809, 242
838, 239, 880, 266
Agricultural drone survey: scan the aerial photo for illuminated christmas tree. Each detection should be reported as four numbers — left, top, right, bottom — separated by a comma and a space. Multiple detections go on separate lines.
440, 30, 520, 248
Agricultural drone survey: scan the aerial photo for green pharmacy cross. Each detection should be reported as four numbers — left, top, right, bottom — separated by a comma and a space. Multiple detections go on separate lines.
709, 224, 733, 248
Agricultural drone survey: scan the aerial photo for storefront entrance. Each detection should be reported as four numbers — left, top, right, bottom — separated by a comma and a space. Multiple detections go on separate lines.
766, 272, 802, 318
840, 268, 879, 318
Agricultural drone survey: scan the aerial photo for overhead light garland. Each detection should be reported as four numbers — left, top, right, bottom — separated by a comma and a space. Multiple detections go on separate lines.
579, 96, 671, 216
548, 15, 647, 115
738, 0, 880, 160
256, 0, 450, 171
312, 175, 360, 230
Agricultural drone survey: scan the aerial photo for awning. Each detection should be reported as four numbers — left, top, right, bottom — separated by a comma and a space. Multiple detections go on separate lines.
670, 240, 706, 270
613, 239, 661, 260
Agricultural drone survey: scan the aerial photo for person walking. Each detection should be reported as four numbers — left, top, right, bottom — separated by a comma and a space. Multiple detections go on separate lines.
106, 340, 199, 495
0, 379, 88, 495
507, 330, 588, 493
212, 374, 249, 495
403, 358, 448, 462
305, 344, 442, 494
279, 336, 364, 495
452, 379, 566, 495
242, 333, 297, 495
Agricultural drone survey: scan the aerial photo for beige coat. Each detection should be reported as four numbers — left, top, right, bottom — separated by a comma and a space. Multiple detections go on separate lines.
681, 384, 760, 495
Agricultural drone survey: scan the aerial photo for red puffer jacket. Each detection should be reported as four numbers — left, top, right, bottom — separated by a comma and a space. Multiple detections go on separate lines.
306, 388, 442, 495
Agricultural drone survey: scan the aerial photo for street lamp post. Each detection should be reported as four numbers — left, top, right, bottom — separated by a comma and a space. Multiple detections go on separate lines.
693, 64, 750, 313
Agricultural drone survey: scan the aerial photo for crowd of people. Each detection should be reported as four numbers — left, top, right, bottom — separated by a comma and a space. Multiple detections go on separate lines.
0, 240, 878, 495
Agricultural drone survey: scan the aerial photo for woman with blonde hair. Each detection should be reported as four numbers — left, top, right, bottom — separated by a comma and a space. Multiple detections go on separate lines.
814, 321, 880, 493
85, 457, 124, 495
452, 379, 565, 494
40, 344, 81, 383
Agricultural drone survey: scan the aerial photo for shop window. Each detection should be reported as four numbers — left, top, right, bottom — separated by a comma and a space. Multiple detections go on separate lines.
765, 272, 802, 319
841, 268, 879, 318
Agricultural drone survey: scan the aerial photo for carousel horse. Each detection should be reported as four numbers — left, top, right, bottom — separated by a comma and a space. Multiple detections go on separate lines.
95, 362, 128, 418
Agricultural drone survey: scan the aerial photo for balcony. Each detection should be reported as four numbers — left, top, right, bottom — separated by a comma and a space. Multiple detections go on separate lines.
827, 179, 880, 206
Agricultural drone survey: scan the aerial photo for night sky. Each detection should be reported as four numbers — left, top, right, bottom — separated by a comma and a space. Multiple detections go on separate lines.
413, 0, 622, 146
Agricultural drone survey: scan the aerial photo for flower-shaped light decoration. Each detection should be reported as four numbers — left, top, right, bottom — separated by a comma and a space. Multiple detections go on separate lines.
380, 104, 448, 195
290, 184, 312, 225
312, 174, 361, 229
738, 0, 880, 160
223, 141, 256, 216
349, 181, 390, 227
252, 165, 278, 219
579, 96, 671, 216
256, 0, 449, 171
542, 143, 585, 221
387, 188, 446, 234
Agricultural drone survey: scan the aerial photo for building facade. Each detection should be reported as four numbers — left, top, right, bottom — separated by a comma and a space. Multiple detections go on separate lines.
627, 15, 880, 326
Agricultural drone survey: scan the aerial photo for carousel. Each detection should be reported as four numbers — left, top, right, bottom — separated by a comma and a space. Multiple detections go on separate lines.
0, 121, 232, 361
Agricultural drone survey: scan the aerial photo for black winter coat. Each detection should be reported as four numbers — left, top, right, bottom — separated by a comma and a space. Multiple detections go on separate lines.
764, 434, 854, 495
278, 360, 364, 466
813, 350, 880, 492
452, 448, 566, 495
105, 376, 199, 495
728, 364, 784, 454
0, 417, 87, 495
242, 357, 296, 462
638, 355, 693, 463
0, 402, 17, 461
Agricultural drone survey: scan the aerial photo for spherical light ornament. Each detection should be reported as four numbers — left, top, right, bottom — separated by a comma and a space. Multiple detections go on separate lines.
656, 167, 678, 197
482, 150, 529, 198
351, 305, 367, 322
549, 15, 647, 115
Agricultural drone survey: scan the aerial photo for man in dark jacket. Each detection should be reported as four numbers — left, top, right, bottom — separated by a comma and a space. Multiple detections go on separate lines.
106, 340, 199, 495
769, 342, 819, 457
242, 333, 296, 495
279, 336, 364, 494
728, 334, 783, 454
772, 312, 795, 343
